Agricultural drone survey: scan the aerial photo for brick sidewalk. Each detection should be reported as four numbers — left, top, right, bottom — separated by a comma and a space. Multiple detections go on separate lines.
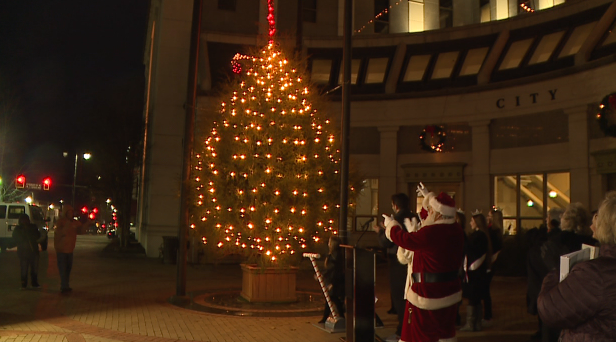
0, 235, 537, 342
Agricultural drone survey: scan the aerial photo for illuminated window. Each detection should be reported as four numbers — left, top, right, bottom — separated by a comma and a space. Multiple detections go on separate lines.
338, 59, 361, 85
365, 58, 389, 83
499, 38, 534, 70
559, 22, 597, 58
528, 31, 565, 65
311, 59, 332, 84
403, 55, 431, 81
459, 47, 489, 76
218, 0, 236, 11
494, 172, 570, 235
431, 51, 459, 79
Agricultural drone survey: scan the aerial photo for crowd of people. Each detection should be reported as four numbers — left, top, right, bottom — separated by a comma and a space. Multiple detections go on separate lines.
12, 204, 91, 293
316, 183, 616, 342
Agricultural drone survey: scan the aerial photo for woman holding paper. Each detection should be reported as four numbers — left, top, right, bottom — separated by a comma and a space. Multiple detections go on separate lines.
537, 197, 616, 342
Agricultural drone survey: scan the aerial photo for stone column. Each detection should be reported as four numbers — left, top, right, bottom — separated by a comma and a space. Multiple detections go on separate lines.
139, 0, 194, 258
378, 127, 399, 215
389, 0, 409, 33
408, 0, 424, 33
467, 120, 491, 213
566, 105, 591, 209
536, 0, 554, 11
453, 0, 480, 27
490, 0, 511, 20
424, 0, 440, 31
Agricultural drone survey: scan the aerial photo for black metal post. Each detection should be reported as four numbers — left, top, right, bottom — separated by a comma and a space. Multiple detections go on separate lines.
177, 0, 202, 297
339, 0, 352, 246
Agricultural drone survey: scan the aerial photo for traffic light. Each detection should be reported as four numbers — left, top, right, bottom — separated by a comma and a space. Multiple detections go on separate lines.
81, 206, 88, 214
16, 175, 26, 188
92, 207, 98, 214
43, 177, 52, 190
89, 212, 96, 220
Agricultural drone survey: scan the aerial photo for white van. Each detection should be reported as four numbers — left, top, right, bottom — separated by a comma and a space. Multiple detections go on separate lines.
0, 203, 49, 252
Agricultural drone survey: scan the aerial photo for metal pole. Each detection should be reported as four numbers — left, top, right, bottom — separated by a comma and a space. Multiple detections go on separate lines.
72, 153, 78, 207
177, 0, 202, 297
339, 0, 352, 245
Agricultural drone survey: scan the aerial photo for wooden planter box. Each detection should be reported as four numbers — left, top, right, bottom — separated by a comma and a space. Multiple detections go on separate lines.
240, 264, 298, 303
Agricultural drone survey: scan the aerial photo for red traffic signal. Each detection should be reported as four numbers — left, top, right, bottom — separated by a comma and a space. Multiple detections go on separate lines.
16, 175, 26, 188
92, 207, 98, 214
81, 206, 88, 213
89, 213, 96, 220
43, 177, 52, 190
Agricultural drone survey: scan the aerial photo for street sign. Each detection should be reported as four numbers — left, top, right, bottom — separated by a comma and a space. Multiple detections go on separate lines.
26, 183, 42, 190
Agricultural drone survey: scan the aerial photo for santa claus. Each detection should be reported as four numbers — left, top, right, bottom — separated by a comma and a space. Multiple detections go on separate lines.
384, 183, 465, 342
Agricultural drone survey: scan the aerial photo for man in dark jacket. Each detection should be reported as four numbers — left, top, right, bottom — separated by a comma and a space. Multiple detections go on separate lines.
526, 207, 563, 340
12, 214, 41, 289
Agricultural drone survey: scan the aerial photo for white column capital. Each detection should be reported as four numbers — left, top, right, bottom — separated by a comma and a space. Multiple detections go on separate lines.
378, 126, 400, 133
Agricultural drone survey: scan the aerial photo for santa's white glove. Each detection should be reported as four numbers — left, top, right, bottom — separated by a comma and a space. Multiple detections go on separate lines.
382, 214, 398, 241
416, 182, 429, 198
382, 214, 395, 227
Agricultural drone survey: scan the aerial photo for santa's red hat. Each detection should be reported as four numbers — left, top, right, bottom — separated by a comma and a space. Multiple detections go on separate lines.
428, 192, 457, 217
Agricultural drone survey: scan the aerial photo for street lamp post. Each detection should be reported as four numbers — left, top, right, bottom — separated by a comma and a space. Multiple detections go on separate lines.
66, 152, 92, 207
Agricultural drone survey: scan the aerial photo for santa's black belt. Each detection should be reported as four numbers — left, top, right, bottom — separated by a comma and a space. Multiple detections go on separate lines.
412, 271, 459, 283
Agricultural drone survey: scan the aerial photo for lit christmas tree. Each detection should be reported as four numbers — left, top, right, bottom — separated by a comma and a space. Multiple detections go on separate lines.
192, 41, 357, 266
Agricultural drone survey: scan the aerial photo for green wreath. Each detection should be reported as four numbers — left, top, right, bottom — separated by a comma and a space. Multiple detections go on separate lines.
597, 93, 616, 137
419, 125, 446, 153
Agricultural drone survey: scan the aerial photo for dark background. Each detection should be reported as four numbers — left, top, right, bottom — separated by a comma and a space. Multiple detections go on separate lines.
0, 0, 150, 205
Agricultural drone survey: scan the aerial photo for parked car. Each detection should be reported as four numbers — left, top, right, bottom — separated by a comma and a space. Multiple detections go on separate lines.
0, 202, 49, 251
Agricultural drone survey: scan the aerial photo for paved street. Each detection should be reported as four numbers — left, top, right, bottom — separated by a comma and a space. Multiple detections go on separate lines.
1, 235, 537, 342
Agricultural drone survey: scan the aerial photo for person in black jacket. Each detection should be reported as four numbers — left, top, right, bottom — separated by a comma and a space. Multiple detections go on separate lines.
526, 207, 563, 340
319, 236, 345, 323
539, 203, 597, 342
460, 211, 492, 332
12, 214, 41, 289
481, 208, 504, 326
376, 193, 415, 342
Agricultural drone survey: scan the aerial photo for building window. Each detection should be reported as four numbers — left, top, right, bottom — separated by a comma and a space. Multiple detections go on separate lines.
494, 172, 570, 234
365, 58, 389, 83
440, 0, 453, 29
559, 21, 597, 58
403, 55, 431, 82
374, 0, 389, 33
459, 47, 489, 76
353, 179, 379, 232
499, 38, 534, 70
311, 59, 332, 84
338, 59, 361, 85
303, 0, 317, 23
528, 31, 565, 65
218, 0, 237, 11
431, 51, 459, 79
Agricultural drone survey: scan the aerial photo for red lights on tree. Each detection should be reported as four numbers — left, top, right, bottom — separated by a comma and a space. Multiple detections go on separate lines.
267, 0, 276, 42
89, 213, 96, 220
81, 206, 88, 213
16, 175, 26, 188
92, 207, 98, 214
43, 177, 52, 190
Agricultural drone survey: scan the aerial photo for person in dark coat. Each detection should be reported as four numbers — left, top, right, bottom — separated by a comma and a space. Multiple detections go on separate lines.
319, 236, 345, 323
538, 196, 616, 342
482, 208, 503, 326
526, 207, 563, 340
539, 203, 597, 342
376, 193, 413, 341
12, 214, 41, 289
460, 211, 492, 332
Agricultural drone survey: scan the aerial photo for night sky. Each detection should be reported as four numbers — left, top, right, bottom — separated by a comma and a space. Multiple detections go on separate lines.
0, 1, 149, 202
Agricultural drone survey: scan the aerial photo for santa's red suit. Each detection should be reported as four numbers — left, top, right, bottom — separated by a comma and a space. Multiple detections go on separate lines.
386, 191, 465, 342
